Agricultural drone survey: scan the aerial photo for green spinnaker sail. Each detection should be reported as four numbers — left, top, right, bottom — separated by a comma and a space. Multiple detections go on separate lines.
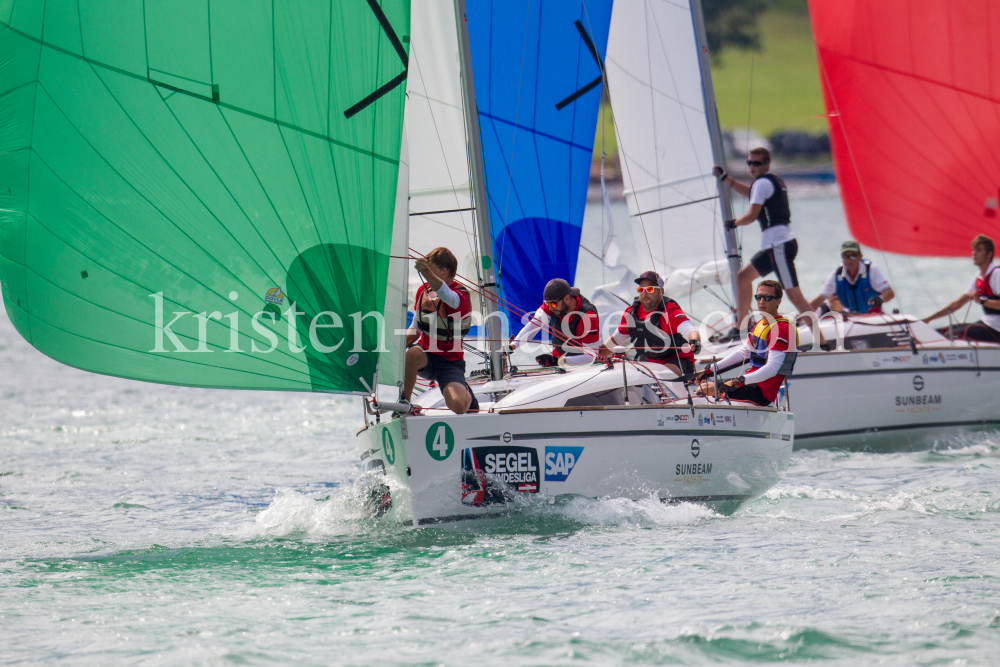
0, 0, 410, 394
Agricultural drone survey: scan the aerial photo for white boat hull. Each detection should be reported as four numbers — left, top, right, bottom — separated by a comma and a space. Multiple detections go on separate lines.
357, 404, 793, 526
789, 345, 1000, 449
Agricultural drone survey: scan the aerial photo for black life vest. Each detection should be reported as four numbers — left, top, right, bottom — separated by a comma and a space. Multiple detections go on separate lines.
548, 295, 599, 356
754, 173, 791, 231
626, 297, 687, 362
414, 283, 472, 342
976, 265, 1000, 315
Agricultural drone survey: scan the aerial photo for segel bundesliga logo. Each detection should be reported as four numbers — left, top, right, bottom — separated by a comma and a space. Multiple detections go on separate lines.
461, 446, 539, 506
544, 446, 584, 482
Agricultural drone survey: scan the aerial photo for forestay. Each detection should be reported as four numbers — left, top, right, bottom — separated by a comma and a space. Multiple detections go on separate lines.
0, 1, 410, 394
605, 0, 731, 299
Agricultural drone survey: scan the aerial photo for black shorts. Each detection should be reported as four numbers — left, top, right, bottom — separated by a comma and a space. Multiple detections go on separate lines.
750, 238, 799, 289
723, 383, 770, 406
417, 352, 480, 410
944, 322, 1000, 343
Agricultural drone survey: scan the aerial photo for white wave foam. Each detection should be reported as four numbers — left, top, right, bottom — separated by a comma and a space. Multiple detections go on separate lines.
546, 493, 717, 527
764, 484, 926, 518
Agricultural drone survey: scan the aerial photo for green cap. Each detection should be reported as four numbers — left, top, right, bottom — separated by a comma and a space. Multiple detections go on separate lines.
840, 240, 862, 255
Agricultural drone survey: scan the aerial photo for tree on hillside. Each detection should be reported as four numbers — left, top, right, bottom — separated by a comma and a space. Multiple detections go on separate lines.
703, 0, 770, 63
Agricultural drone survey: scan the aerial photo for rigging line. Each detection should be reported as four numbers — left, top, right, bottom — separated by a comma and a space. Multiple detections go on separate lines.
580, 0, 658, 276
409, 207, 476, 217
497, 1, 534, 279
801, 0, 898, 293
633, 196, 719, 217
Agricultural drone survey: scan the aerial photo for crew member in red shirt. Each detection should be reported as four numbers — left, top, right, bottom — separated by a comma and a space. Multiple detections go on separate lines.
697, 280, 798, 406
509, 278, 601, 366
404, 247, 478, 414
599, 271, 702, 376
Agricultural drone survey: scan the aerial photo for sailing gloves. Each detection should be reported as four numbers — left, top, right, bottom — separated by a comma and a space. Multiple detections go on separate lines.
868, 294, 883, 308
535, 353, 558, 368
689, 339, 702, 355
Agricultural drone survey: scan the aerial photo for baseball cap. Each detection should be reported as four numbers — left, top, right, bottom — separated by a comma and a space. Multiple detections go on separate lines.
542, 278, 580, 301
634, 270, 665, 288
840, 240, 862, 255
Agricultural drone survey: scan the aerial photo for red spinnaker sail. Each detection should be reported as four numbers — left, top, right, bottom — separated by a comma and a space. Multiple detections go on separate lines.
809, 0, 1000, 256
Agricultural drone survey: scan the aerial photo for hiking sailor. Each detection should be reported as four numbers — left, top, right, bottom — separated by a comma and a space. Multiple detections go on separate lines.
713, 148, 814, 337
509, 278, 601, 367
923, 234, 1000, 343
404, 247, 479, 414
696, 280, 798, 406
810, 240, 894, 315
598, 271, 702, 376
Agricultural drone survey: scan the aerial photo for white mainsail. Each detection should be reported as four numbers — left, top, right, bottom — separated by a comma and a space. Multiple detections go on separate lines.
406, 0, 484, 315
605, 0, 732, 300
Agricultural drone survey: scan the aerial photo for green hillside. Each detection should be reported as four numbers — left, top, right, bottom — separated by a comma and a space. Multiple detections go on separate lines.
594, 5, 827, 159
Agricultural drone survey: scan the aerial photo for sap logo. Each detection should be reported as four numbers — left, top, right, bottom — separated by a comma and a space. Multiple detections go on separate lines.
544, 446, 584, 482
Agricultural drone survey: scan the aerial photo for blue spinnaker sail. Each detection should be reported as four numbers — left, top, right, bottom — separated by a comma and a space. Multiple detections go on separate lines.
467, 0, 613, 320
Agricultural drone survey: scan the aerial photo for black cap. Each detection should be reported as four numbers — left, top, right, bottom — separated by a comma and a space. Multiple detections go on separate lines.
542, 278, 580, 301
634, 270, 664, 288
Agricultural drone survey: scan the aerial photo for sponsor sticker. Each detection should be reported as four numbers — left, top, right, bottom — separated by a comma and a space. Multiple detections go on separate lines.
425, 422, 454, 461
921, 351, 975, 366
871, 353, 913, 369
461, 446, 539, 506
658, 413, 691, 426
544, 446, 584, 482
697, 412, 736, 427
382, 429, 395, 465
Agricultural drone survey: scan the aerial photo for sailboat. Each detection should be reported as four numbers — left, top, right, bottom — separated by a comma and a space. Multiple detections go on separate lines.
0, 0, 793, 528
602, 0, 1000, 450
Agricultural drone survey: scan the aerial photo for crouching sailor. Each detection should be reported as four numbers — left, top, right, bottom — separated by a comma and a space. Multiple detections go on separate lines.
509, 278, 600, 367
922, 234, 1000, 343
403, 247, 479, 414
599, 271, 702, 376
810, 240, 894, 315
697, 280, 798, 406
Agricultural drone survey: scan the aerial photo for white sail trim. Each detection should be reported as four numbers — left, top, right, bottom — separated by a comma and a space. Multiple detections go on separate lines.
606, 0, 730, 298
406, 0, 482, 314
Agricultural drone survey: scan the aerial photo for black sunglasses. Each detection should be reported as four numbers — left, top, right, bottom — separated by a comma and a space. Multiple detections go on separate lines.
754, 294, 776, 302
747, 160, 766, 167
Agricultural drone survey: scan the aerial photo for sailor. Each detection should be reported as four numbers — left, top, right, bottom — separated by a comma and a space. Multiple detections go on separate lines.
922, 234, 1000, 343
810, 241, 895, 315
509, 278, 600, 367
696, 280, 798, 406
403, 247, 479, 414
713, 148, 814, 337
598, 271, 702, 376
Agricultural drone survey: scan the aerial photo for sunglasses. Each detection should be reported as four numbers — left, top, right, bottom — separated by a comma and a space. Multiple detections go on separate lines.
754, 294, 777, 302
746, 160, 766, 167
636, 286, 661, 293
546, 300, 562, 308
841, 253, 861, 260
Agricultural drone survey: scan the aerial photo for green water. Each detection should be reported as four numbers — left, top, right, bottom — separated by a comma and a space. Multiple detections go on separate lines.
4, 193, 1000, 665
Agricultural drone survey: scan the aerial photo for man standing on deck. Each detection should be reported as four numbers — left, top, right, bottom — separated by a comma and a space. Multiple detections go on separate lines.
404, 247, 479, 414
809, 241, 895, 315
509, 278, 601, 367
696, 280, 798, 407
922, 234, 1000, 343
599, 271, 702, 376
712, 148, 814, 338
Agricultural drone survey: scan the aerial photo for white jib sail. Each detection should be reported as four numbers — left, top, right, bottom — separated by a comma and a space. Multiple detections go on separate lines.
406, 0, 484, 317
605, 0, 732, 301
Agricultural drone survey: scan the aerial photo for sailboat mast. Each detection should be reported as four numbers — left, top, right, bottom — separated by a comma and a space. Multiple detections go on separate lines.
690, 0, 742, 312
453, 0, 504, 381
